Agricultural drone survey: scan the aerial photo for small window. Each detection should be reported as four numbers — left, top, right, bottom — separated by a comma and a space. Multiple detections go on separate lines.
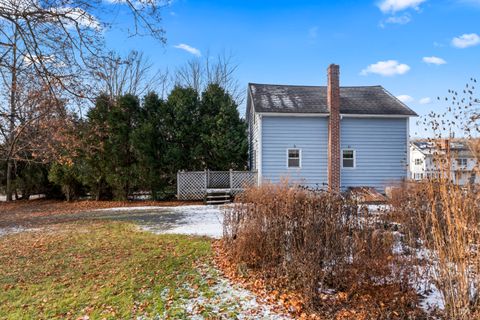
342, 150, 355, 168
456, 158, 467, 166
415, 159, 423, 165
287, 149, 301, 168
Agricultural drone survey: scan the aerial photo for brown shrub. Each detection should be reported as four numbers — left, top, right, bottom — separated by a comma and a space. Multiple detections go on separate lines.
223, 182, 415, 314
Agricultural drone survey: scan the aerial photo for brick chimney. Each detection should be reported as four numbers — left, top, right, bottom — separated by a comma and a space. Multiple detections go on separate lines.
327, 64, 341, 192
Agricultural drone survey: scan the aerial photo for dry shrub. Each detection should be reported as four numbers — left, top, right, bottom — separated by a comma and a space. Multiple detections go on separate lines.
223, 182, 415, 315
390, 179, 480, 319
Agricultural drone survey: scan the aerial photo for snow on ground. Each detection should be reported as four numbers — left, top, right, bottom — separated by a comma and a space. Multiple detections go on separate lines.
96, 205, 224, 238
97, 206, 289, 319
0, 194, 45, 202
364, 204, 446, 315
390, 227, 445, 314
0, 226, 29, 237
140, 264, 291, 320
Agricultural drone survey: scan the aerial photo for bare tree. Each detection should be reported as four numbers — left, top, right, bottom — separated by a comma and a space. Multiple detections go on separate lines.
0, 0, 169, 201
96, 50, 170, 100
174, 52, 245, 104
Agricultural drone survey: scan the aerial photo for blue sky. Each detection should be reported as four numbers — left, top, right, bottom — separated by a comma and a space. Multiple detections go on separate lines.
106, 0, 480, 137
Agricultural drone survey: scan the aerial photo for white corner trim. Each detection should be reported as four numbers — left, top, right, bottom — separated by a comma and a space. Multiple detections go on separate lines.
406, 118, 410, 176
258, 114, 263, 186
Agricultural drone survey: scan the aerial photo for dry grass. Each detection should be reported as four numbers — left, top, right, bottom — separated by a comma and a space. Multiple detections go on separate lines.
222, 183, 421, 318
389, 180, 480, 319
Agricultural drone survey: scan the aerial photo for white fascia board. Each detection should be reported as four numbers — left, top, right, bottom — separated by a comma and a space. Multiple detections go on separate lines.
340, 114, 413, 118
257, 112, 329, 117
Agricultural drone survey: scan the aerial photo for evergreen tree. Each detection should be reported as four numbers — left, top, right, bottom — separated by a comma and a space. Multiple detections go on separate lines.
165, 86, 203, 171
199, 83, 248, 170
132, 92, 171, 199
48, 162, 83, 201
81, 94, 114, 200
106, 94, 141, 200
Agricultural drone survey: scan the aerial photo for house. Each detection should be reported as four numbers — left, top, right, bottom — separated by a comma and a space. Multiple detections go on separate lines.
246, 64, 418, 192
410, 139, 479, 185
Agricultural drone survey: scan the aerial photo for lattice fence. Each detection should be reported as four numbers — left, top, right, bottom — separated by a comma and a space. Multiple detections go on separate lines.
207, 171, 230, 189
177, 171, 207, 200
177, 170, 258, 200
231, 171, 258, 195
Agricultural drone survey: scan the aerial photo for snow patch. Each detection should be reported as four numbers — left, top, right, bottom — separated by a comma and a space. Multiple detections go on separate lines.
139, 265, 290, 320
97, 205, 224, 238
0, 226, 28, 237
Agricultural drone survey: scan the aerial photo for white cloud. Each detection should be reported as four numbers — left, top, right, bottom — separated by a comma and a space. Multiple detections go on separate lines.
452, 33, 480, 48
396, 95, 414, 103
378, 0, 426, 13
422, 56, 446, 65
360, 60, 410, 76
383, 14, 411, 25
174, 44, 201, 57
419, 97, 432, 104
56, 7, 102, 30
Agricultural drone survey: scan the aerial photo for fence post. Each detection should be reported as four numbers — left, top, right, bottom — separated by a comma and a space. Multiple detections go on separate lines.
204, 169, 208, 191
177, 171, 180, 200
229, 169, 233, 193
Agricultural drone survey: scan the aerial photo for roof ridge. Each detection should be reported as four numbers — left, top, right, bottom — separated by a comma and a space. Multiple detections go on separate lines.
249, 83, 383, 89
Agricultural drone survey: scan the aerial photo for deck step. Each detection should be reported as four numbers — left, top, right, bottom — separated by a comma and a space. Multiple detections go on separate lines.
207, 195, 231, 199
205, 190, 231, 205
206, 199, 232, 204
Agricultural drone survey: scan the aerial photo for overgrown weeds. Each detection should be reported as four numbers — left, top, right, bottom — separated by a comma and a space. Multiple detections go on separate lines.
222, 183, 420, 318
390, 180, 480, 319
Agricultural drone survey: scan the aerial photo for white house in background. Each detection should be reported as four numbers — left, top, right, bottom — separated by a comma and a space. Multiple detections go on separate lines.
410, 140, 479, 185
247, 64, 418, 193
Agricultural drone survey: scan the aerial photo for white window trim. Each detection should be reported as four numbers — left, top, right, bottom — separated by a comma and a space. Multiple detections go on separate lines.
286, 148, 302, 169
342, 149, 356, 169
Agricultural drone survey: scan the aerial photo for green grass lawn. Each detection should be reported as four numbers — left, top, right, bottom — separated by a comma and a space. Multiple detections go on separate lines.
0, 222, 227, 319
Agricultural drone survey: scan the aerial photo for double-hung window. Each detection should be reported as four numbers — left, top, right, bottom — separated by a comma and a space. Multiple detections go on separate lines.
342, 150, 355, 168
456, 158, 467, 166
287, 149, 301, 168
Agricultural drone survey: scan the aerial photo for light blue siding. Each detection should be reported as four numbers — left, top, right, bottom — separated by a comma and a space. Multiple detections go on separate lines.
340, 117, 408, 191
261, 116, 328, 188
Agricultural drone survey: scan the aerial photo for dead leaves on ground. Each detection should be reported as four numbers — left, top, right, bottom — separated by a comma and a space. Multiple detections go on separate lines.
213, 240, 423, 320
0, 221, 212, 319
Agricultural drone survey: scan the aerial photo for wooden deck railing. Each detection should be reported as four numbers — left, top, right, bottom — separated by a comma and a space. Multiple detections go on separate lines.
177, 170, 258, 200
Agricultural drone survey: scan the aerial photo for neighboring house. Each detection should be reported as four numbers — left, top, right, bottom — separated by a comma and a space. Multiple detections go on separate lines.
410, 139, 479, 185
246, 64, 418, 192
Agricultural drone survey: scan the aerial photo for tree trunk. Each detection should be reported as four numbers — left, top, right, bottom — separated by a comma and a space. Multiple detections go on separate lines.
5, 26, 18, 202
6, 160, 13, 201
95, 186, 101, 201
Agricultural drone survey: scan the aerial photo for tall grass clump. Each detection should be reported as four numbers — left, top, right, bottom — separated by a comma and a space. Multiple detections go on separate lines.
390, 78, 480, 319
223, 183, 413, 313
390, 156, 480, 319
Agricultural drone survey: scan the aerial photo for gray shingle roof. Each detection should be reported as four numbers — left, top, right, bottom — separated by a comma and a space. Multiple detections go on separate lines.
249, 83, 417, 116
